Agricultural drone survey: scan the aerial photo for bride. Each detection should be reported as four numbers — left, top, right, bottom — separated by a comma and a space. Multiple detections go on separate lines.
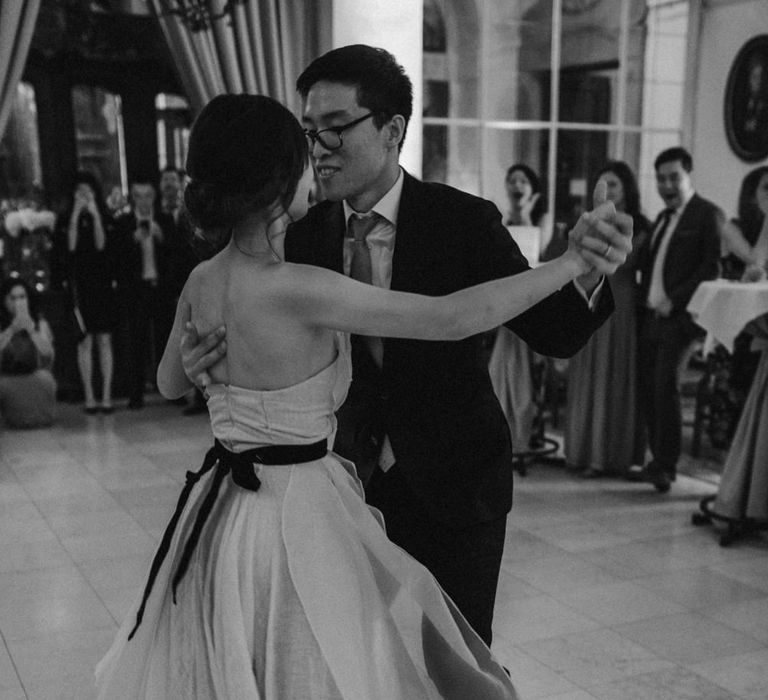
96, 94, 626, 699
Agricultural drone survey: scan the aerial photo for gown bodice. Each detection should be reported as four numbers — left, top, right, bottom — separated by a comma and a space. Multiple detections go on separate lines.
206, 333, 352, 451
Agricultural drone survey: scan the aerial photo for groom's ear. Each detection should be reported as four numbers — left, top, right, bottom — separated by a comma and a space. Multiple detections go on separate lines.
385, 115, 406, 150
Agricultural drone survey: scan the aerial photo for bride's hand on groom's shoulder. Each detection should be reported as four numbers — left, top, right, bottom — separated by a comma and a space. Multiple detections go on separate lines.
179, 302, 227, 391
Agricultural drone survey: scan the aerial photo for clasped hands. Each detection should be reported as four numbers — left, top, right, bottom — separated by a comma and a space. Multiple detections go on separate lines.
569, 180, 633, 288
179, 181, 632, 392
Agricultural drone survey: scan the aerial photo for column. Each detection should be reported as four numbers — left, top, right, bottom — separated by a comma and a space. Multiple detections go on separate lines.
331, 0, 423, 177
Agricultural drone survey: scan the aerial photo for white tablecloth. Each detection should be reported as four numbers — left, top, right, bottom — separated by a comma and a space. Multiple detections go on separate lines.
687, 280, 768, 353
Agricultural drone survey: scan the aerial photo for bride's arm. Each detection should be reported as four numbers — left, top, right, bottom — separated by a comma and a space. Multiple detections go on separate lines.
283, 254, 581, 341
158, 281, 206, 399
284, 207, 628, 341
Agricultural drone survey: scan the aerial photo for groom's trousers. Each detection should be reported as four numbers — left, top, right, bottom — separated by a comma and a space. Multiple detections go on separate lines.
366, 463, 507, 646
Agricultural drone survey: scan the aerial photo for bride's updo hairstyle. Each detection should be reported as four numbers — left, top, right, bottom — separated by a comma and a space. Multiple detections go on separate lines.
184, 94, 308, 247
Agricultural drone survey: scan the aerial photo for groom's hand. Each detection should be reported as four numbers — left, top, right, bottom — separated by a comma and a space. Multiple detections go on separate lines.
179, 302, 227, 391
569, 180, 633, 292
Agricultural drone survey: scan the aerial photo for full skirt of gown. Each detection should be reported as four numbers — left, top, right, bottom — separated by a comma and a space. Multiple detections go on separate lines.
95, 335, 517, 699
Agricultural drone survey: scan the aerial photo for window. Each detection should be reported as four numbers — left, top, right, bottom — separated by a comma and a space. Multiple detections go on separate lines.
422, 0, 689, 240
0, 82, 43, 199
72, 85, 127, 196
156, 93, 191, 172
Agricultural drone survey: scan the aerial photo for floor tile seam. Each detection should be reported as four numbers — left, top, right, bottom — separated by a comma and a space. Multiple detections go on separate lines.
9, 478, 125, 627
0, 627, 29, 699
507, 634, 681, 691
605, 616, 768, 666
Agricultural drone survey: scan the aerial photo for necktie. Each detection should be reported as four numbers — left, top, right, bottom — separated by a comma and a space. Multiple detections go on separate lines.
348, 213, 376, 285
650, 208, 674, 263
347, 213, 383, 367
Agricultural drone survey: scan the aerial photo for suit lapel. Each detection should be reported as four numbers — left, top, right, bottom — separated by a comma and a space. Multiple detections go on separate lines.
322, 201, 346, 274
390, 171, 422, 293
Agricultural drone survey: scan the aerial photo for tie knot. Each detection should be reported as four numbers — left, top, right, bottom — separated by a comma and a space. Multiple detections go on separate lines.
348, 213, 377, 242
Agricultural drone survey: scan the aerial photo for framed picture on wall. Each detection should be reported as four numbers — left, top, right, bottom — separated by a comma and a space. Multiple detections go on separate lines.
724, 35, 768, 162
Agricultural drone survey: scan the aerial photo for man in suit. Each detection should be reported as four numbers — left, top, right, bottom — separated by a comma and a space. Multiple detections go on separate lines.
635, 147, 723, 492
179, 45, 632, 645
116, 182, 176, 409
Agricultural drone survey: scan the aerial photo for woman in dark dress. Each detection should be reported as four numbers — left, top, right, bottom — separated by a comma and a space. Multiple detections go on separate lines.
57, 172, 117, 413
565, 161, 651, 477
708, 165, 768, 446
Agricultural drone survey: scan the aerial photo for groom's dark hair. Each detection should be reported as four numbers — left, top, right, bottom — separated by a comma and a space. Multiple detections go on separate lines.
296, 44, 413, 152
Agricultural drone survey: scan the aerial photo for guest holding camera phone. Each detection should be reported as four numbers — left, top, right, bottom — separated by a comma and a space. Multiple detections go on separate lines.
54, 171, 117, 414
115, 182, 175, 409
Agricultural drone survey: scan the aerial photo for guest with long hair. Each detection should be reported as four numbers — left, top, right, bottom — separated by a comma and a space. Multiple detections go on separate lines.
0, 278, 57, 427
56, 171, 117, 414
565, 160, 651, 477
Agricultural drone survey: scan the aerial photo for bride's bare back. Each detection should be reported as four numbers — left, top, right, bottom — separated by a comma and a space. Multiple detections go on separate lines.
182, 251, 337, 391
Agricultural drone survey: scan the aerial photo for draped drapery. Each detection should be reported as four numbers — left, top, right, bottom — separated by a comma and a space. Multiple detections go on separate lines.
0, 0, 41, 139
149, 0, 323, 116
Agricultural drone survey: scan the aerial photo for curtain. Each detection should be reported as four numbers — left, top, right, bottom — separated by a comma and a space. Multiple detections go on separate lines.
0, 0, 41, 139
149, 0, 322, 116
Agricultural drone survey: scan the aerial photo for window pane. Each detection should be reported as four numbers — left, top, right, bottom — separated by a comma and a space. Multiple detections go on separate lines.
72, 85, 125, 194
425, 125, 480, 195
156, 93, 191, 171
0, 82, 42, 199
554, 128, 610, 225
423, 0, 481, 119
485, 4, 552, 121
483, 127, 550, 219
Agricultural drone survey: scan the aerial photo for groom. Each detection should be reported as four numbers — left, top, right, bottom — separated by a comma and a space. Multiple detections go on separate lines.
180, 45, 632, 645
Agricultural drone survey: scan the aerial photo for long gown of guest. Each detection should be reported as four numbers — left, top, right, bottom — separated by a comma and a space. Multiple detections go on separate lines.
712, 317, 768, 521
564, 220, 649, 474
95, 332, 517, 700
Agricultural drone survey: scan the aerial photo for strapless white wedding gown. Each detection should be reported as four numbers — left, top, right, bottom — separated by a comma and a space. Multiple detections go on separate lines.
96, 334, 517, 699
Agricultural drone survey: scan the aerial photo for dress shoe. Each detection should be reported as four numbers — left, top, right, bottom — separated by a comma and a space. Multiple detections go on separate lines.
84, 405, 99, 415
643, 463, 671, 493
626, 464, 645, 481
100, 404, 114, 415
579, 467, 604, 479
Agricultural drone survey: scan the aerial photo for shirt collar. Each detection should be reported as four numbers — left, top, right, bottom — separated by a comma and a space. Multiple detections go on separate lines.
343, 167, 403, 227
670, 189, 695, 216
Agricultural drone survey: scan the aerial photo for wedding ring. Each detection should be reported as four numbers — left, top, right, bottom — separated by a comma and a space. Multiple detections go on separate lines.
604, 244, 613, 258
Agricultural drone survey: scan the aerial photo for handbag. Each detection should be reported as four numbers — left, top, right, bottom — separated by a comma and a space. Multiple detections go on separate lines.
1, 329, 40, 375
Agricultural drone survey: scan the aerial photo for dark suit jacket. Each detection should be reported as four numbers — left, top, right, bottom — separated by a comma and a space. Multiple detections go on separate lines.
114, 212, 175, 300
638, 193, 723, 315
286, 171, 613, 525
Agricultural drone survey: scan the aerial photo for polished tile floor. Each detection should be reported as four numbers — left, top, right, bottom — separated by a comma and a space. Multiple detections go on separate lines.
1, 398, 767, 699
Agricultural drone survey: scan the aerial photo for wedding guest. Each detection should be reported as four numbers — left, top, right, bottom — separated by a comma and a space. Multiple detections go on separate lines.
55, 172, 117, 414
635, 147, 723, 492
0, 278, 56, 428
565, 161, 651, 477
489, 164, 552, 453
708, 165, 768, 445
115, 182, 175, 409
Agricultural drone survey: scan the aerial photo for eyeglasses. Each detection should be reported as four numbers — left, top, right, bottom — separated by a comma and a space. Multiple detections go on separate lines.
303, 113, 374, 151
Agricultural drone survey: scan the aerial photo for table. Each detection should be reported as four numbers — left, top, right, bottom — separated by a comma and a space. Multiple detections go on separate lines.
687, 280, 768, 545
687, 279, 768, 354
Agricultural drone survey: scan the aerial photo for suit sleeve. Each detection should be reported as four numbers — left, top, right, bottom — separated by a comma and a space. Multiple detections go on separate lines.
470, 198, 614, 358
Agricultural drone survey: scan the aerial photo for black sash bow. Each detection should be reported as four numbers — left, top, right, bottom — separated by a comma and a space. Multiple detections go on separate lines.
128, 438, 327, 640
